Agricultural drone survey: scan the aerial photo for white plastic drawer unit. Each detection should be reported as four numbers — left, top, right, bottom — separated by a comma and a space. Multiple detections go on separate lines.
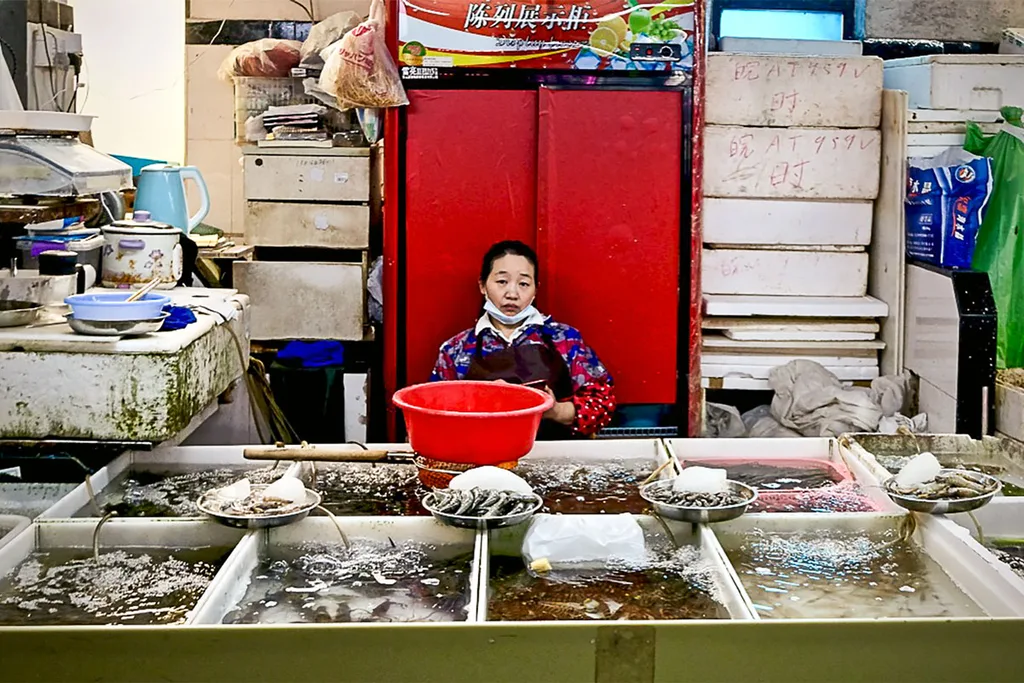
706, 54, 883, 128
883, 55, 1024, 110
243, 149, 370, 202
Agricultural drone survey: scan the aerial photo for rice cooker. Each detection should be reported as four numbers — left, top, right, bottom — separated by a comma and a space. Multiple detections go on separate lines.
99, 211, 182, 289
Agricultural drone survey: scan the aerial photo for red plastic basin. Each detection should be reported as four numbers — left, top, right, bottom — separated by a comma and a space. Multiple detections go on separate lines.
392, 381, 554, 465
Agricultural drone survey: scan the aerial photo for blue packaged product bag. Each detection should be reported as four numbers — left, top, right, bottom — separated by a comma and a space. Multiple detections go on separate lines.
905, 149, 993, 269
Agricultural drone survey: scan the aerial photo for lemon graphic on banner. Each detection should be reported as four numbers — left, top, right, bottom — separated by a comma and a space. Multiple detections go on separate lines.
589, 26, 619, 55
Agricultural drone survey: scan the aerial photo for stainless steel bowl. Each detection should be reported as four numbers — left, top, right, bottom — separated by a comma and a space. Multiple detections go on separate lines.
883, 469, 1001, 515
640, 479, 758, 524
66, 311, 169, 336
422, 491, 543, 530
196, 485, 322, 530
0, 300, 43, 328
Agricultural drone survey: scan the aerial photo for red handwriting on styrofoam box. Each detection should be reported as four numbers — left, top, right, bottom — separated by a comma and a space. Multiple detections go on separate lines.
705, 126, 881, 200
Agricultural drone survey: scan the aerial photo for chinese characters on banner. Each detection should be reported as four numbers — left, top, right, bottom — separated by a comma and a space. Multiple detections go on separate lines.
398, 0, 695, 72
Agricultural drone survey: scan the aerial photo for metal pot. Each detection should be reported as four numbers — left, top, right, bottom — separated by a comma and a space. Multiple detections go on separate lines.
0, 300, 43, 328
99, 218, 182, 289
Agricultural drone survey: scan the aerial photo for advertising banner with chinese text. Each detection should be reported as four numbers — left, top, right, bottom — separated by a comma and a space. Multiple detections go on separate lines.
398, 0, 695, 74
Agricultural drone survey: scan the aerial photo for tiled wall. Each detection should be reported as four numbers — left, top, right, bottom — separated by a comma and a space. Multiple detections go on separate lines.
185, 0, 370, 237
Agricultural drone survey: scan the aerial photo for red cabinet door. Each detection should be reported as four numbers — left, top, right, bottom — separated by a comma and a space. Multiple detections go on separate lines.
536, 87, 682, 405
404, 90, 538, 385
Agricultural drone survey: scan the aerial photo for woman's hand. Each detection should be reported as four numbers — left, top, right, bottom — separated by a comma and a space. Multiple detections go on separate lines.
542, 386, 576, 426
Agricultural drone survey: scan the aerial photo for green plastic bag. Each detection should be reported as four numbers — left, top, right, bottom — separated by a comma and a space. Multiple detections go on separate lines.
965, 106, 1024, 369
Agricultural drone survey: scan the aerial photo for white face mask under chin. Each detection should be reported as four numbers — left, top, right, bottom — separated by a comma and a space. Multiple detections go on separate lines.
484, 298, 537, 325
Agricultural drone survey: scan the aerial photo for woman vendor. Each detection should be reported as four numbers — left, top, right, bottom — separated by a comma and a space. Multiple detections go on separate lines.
431, 240, 616, 438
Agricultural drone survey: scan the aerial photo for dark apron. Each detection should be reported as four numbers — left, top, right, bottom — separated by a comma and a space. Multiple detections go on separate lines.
465, 330, 575, 440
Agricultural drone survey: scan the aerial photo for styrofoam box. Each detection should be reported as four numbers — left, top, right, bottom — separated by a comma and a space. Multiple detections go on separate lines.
480, 515, 758, 621
0, 520, 248, 625
245, 201, 370, 249
39, 446, 302, 520
702, 248, 868, 297
704, 126, 881, 200
997, 379, 1024, 444
717, 38, 864, 57
190, 518, 483, 625
242, 147, 370, 202
703, 198, 873, 246
702, 363, 879, 382
665, 436, 897, 513
711, 512, 1024, 618
706, 54, 882, 128
1001, 29, 1024, 55
702, 293, 889, 319
233, 259, 367, 341
942, 499, 1024, 608
883, 55, 1024, 111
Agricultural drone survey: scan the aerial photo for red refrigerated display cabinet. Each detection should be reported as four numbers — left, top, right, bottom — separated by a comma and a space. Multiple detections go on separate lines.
383, 1, 706, 439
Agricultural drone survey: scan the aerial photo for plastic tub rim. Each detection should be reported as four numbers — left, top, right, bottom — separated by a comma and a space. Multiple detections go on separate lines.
393, 381, 555, 420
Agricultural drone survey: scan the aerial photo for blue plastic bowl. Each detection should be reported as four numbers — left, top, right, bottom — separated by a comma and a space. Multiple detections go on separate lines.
64, 292, 170, 321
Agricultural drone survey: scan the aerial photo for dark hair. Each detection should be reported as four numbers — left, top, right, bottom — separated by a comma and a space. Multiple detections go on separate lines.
480, 240, 539, 283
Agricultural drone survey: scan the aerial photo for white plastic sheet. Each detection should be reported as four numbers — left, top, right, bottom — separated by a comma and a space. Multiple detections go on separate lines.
521, 514, 646, 568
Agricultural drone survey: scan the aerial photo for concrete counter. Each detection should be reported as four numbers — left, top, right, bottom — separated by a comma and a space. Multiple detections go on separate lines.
0, 288, 250, 441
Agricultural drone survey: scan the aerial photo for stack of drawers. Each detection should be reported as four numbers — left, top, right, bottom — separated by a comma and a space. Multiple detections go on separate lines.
233, 146, 375, 341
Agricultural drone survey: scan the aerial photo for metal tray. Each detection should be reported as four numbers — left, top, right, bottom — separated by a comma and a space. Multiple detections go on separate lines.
67, 311, 170, 337
0, 300, 42, 328
197, 486, 321, 530
422, 491, 543, 530
884, 469, 1001, 515
640, 480, 757, 524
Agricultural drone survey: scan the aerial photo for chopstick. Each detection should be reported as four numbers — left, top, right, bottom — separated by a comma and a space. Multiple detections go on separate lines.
126, 277, 162, 302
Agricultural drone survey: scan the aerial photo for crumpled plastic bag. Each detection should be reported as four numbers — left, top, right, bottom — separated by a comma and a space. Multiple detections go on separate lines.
300, 11, 361, 67
522, 514, 645, 569
965, 106, 1024, 368
878, 413, 928, 435
218, 39, 302, 81
319, 0, 408, 109
769, 360, 884, 437
704, 402, 746, 438
367, 255, 383, 323
160, 305, 197, 332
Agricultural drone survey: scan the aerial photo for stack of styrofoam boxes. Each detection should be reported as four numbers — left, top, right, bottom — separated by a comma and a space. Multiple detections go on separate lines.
884, 55, 1024, 159
700, 53, 890, 390
232, 145, 377, 440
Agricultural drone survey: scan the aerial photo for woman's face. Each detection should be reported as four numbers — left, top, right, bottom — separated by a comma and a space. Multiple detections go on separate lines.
479, 254, 537, 317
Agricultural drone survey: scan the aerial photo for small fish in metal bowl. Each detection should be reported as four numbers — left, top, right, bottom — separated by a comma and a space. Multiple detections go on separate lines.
197, 475, 321, 529
422, 487, 543, 530
640, 466, 758, 524
884, 454, 1000, 516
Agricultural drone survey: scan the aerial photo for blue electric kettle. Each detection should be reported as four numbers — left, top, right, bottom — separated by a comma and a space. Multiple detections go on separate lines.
133, 164, 210, 234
